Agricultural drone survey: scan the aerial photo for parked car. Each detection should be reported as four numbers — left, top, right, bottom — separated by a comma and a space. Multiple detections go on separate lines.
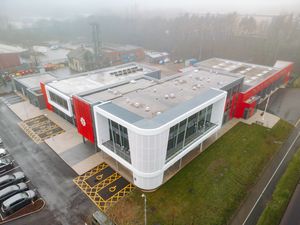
0, 172, 26, 189
0, 183, 28, 203
0, 138, 3, 146
1, 190, 36, 215
0, 158, 13, 174
0, 148, 8, 158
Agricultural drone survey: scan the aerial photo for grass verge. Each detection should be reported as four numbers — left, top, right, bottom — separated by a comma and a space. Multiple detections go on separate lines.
107, 120, 293, 225
256, 148, 300, 225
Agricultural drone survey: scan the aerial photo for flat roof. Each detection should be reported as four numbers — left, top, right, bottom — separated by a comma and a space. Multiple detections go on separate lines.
196, 58, 280, 91
145, 51, 169, 58
15, 73, 56, 89
84, 68, 240, 119
103, 44, 142, 52
0, 43, 26, 54
47, 63, 159, 96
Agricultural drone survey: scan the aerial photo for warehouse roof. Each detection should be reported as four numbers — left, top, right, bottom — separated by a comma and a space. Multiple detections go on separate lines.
15, 73, 56, 89
0, 43, 26, 54
46, 63, 159, 96
196, 58, 284, 92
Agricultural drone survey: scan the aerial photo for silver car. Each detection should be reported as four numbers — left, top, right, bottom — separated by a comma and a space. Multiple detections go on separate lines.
0, 148, 7, 158
1, 190, 36, 215
0, 172, 26, 189
0, 182, 28, 202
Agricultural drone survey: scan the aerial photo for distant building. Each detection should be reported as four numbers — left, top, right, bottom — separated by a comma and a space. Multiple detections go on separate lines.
13, 73, 56, 109
0, 44, 26, 71
67, 47, 95, 72
102, 44, 145, 66
145, 51, 170, 64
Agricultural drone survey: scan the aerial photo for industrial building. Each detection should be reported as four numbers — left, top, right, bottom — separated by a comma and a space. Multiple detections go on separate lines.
43, 63, 161, 124
14, 57, 292, 190
0, 43, 26, 72
102, 44, 145, 65
13, 73, 56, 109
72, 67, 242, 189
196, 58, 293, 119
145, 51, 170, 64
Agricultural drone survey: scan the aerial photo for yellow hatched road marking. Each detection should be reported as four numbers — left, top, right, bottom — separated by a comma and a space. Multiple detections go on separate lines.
73, 162, 135, 211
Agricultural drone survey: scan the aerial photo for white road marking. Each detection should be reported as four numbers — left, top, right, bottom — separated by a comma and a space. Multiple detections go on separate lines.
295, 118, 300, 127
242, 131, 300, 225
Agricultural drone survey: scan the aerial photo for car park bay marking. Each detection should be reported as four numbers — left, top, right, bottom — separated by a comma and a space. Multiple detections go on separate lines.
73, 162, 135, 211
0, 166, 20, 176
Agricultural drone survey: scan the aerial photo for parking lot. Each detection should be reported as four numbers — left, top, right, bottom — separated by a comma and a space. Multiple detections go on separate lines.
19, 115, 65, 144
0, 141, 45, 224
73, 162, 134, 211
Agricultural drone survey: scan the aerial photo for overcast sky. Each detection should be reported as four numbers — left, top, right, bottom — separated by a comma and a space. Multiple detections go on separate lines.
1, 0, 300, 19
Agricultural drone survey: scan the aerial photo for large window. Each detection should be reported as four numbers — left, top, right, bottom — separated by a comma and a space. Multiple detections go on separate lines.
166, 105, 216, 161
103, 119, 131, 163
49, 91, 68, 110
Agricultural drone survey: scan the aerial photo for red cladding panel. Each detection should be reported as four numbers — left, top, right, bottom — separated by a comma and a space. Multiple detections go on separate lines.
73, 96, 95, 143
40, 82, 53, 111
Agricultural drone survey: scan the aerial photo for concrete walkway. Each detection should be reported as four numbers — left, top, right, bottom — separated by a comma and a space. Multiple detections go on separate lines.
241, 109, 280, 129
7, 98, 105, 176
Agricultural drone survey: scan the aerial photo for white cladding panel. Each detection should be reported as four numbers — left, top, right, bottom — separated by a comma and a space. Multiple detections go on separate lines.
128, 129, 169, 173
95, 113, 110, 144
45, 85, 73, 117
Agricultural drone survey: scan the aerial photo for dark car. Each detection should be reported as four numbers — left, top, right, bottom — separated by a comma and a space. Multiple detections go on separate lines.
0, 149, 7, 158
0, 158, 13, 174
1, 190, 36, 215
0, 172, 26, 189
0, 138, 3, 147
0, 183, 28, 203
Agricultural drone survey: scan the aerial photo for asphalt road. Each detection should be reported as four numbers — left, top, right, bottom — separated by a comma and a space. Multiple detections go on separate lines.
259, 88, 300, 125
0, 100, 97, 225
280, 182, 300, 225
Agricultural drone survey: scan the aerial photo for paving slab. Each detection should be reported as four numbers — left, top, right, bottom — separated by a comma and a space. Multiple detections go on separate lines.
60, 141, 96, 166
44, 130, 82, 154
72, 152, 104, 175
241, 109, 280, 128
9, 101, 43, 121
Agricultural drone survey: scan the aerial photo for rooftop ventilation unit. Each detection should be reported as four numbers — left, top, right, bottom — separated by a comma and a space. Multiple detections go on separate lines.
130, 80, 136, 84
145, 106, 150, 112
134, 102, 140, 108
164, 94, 169, 99
192, 86, 197, 90
156, 111, 162, 115
126, 98, 130, 103
170, 93, 176, 98
196, 84, 201, 88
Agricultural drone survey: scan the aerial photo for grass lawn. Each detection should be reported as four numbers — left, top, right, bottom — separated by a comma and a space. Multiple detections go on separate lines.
107, 120, 293, 225
256, 148, 300, 225
292, 77, 300, 88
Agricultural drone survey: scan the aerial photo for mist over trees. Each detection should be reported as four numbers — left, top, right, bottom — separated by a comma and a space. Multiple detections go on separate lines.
1, 13, 300, 72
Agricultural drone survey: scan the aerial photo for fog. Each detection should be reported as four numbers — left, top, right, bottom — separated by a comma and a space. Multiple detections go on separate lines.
1, 0, 300, 19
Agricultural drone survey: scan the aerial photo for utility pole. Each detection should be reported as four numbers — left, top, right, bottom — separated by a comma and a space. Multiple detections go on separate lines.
262, 95, 271, 121
141, 193, 147, 225
90, 22, 102, 69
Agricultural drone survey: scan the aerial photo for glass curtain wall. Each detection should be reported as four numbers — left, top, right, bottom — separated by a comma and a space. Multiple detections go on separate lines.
166, 104, 216, 161
49, 91, 68, 110
104, 119, 131, 163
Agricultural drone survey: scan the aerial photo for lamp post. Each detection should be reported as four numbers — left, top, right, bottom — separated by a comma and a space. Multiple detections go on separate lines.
141, 193, 147, 225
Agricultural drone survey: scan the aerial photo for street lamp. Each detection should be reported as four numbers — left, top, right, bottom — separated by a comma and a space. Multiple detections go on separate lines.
141, 193, 147, 225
